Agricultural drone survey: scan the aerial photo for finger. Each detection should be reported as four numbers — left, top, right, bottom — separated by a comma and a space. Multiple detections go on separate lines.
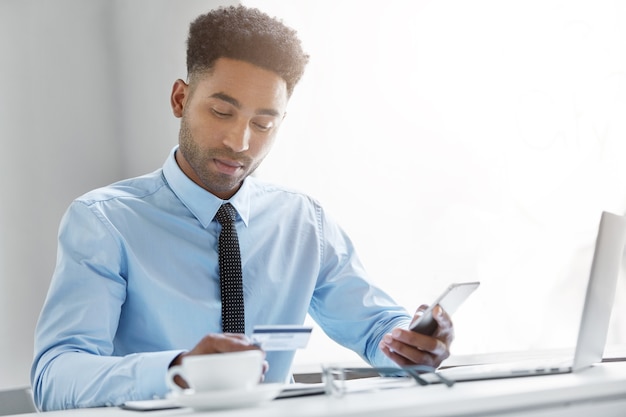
188, 333, 262, 356
410, 304, 428, 322
431, 306, 455, 344
432, 306, 451, 329
259, 360, 270, 382
379, 337, 437, 367
381, 329, 450, 366
414, 304, 429, 315
390, 329, 442, 355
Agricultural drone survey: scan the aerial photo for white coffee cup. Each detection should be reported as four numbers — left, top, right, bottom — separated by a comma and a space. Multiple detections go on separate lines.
166, 350, 264, 393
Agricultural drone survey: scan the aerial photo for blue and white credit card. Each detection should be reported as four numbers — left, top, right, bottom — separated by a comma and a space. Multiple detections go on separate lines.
252, 325, 313, 351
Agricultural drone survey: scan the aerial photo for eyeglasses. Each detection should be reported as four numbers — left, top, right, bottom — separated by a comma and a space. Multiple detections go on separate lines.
321, 364, 455, 397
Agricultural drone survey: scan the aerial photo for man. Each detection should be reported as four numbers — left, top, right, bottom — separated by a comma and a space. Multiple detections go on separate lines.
31, 5, 453, 411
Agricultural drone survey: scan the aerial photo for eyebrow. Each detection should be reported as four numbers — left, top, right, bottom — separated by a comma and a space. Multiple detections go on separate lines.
210, 92, 282, 117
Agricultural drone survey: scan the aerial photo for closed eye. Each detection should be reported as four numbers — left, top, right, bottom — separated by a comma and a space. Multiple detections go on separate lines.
252, 121, 273, 132
212, 108, 232, 118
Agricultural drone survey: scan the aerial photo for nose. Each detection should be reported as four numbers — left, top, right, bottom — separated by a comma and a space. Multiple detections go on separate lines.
223, 122, 251, 153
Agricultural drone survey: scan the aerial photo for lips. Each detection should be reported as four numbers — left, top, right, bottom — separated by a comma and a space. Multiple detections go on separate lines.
214, 158, 244, 175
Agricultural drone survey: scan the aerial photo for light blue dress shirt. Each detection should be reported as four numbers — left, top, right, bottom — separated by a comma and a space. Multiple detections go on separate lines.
31, 146, 411, 410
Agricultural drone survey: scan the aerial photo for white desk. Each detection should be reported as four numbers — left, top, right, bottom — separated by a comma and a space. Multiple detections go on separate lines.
16, 361, 626, 417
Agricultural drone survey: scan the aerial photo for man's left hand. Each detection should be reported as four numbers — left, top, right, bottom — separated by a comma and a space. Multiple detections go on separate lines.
379, 305, 454, 368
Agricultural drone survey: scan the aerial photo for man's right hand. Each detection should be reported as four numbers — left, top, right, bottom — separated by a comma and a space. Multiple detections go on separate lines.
168, 333, 267, 388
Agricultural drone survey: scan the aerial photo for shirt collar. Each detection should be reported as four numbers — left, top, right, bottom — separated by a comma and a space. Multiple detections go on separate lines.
162, 146, 251, 228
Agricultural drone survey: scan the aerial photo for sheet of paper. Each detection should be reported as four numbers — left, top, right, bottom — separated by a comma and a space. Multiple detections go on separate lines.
121, 399, 180, 411
276, 382, 326, 399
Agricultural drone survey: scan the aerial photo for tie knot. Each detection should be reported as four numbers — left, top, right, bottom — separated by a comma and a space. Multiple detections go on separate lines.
215, 203, 237, 226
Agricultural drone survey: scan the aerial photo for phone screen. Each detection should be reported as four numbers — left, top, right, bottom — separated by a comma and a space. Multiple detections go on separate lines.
409, 281, 480, 335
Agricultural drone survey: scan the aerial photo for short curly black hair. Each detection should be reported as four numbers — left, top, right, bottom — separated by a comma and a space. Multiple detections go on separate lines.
186, 5, 309, 97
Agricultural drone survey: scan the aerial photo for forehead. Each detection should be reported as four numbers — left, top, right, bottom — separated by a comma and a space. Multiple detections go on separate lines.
191, 58, 288, 114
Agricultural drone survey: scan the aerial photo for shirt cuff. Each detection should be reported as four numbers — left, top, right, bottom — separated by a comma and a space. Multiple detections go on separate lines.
135, 350, 185, 400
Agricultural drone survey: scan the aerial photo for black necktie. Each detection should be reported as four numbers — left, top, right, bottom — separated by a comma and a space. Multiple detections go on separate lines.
215, 203, 245, 333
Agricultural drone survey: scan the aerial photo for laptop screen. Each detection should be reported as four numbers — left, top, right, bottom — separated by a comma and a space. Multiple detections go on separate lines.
572, 211, 626, 371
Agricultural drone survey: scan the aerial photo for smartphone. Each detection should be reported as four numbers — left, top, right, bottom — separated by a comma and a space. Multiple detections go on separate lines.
409, 281, 480, 335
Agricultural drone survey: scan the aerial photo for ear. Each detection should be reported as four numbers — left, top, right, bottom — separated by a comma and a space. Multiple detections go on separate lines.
170, 79, 189, 118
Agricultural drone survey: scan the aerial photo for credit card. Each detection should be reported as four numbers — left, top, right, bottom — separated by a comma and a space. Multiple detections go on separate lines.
252, 325, 313, 351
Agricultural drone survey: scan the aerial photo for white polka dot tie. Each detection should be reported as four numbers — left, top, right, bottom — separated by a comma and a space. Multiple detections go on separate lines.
215, 203, 245, 334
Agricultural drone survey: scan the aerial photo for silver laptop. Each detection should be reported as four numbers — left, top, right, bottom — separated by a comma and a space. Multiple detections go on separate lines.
438, 211, 626, 382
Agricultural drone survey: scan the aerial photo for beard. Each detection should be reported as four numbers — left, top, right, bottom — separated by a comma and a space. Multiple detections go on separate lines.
178, 117, 260, 197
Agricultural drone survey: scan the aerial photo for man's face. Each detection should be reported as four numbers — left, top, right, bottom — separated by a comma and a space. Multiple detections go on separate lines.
171, 57, 288, 199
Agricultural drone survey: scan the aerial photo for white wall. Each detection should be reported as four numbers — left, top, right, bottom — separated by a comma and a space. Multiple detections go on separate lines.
0, 0, 236, 390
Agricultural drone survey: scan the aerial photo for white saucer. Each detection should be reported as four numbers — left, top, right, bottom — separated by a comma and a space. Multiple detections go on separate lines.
167, 384, 283, 411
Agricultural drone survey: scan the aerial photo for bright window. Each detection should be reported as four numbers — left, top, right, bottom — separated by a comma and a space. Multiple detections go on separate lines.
243, 0, 626, 366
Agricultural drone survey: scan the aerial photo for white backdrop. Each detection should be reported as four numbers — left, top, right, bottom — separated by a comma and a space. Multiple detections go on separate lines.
1, 0, 625, 390
242, 0, 626, 366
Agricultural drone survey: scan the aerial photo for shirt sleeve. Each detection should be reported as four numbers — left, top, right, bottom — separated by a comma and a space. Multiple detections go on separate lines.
30, 201, 182, 411
308, 206, 412, 367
